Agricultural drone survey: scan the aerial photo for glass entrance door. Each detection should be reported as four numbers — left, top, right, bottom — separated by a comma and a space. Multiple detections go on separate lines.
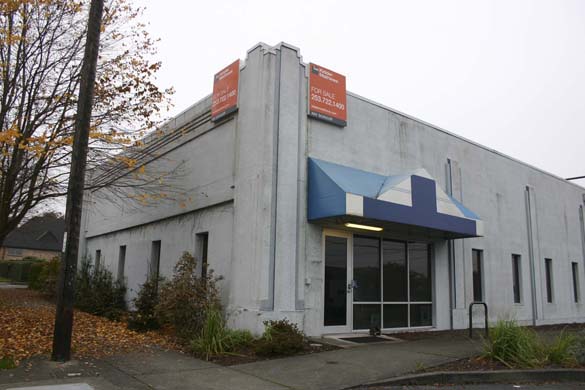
323, 232, 352, 333
352, 237, 433, 331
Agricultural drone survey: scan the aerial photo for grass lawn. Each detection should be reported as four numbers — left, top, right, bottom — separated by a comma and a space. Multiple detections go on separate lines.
0, 276, 11, 282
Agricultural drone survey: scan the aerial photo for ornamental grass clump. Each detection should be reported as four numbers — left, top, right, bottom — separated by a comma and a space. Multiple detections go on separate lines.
190, 308, 254, 360
482, 320, 545, 368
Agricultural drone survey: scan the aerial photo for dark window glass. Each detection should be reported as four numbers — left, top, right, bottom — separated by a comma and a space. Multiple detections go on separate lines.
545, 258, 553, 303
353, 304, 381, 330
383, 240, 407, 302
324, 236, 347, 326
150, 240, 161, 281
353, 236, 380, 302
410, 304, 433, 327
117, 246, 126, 283
383, 304, 408, 328
197, 233, 209, 280
572, 262, 579, 303
512, 254, 521, 304
95, 249, 101, 270
409, 243, 431, 302
472, 249, 483, 302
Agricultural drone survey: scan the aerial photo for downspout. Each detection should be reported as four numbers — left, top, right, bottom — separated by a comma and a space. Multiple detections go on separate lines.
525, 186, 538, 326
447, 159, 455, 330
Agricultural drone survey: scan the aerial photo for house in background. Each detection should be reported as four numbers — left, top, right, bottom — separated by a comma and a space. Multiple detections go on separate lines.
0, 213, 64, 261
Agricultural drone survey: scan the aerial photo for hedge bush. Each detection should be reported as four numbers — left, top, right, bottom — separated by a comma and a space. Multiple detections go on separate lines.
0, 257, 44, 283
254, 319, 305, 357
127, 277, 162, 331
155, 252, 222, 340
75, 258, 127, 321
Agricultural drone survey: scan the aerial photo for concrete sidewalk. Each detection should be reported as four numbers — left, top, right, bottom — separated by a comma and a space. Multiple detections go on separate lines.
0, 334, 481, 390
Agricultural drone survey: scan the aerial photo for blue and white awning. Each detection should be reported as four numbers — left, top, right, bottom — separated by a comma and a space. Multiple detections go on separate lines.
308, 158, 483, 238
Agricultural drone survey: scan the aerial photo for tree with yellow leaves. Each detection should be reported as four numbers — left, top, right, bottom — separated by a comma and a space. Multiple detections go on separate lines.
0, 0, 178, 246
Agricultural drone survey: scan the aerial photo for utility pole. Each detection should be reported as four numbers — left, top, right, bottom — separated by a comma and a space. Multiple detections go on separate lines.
52, 0, 104, 362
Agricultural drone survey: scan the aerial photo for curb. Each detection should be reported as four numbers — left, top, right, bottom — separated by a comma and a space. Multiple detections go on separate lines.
352, 369, 585, 388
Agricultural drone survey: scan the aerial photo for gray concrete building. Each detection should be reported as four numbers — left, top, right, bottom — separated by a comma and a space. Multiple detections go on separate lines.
80, 42, 585, 336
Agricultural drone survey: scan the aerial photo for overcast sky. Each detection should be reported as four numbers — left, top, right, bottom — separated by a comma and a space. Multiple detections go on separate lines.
142, 0, 585, 186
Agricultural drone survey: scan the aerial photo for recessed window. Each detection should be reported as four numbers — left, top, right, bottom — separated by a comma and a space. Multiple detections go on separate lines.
572, 262, 580, 303
472, 249, 483, 302
196, 233, 209, 280
545, 258, 553, 303
150, 241, 161, 281
512, 254, 522, 304
7, 248, 23, 256
117, 245, 126, 283
95, 249, 102, 270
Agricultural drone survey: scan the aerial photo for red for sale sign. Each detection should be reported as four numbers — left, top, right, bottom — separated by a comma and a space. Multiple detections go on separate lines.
211, 60, 240, 121
308, 63, 347, 126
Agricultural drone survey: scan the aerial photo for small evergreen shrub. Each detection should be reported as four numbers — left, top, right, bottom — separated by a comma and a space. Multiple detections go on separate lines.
254, 319, 305, 357
128, 277, 163, 331
75, 258, 126, 320
38, 257, 60, 297
28, 262, 45, 290
156, 252, 221, 340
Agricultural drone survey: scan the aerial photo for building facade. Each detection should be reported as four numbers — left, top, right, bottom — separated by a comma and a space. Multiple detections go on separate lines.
80, 42, 585, 336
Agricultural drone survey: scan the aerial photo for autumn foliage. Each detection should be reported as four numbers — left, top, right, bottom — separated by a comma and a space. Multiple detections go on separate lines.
0, 288, 177, 366
0, 0, 174, 245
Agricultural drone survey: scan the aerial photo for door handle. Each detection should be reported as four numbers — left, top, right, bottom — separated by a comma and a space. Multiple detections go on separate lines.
347, 280, 358, 293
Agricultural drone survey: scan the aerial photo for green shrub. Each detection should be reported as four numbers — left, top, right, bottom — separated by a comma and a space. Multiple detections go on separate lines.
128, 277, 162, 331
75, 258, 127, 321
0, 259, 43, 283
38, 257, 60, 297
546, 330, 577, 367
156, 252, 221, 340
190, 308, 254, 360
0, 356, 16, 370
482, 320, 546, 368
254, 319, 305, 357
572, 334, 585, 365
28, 262, 44, 290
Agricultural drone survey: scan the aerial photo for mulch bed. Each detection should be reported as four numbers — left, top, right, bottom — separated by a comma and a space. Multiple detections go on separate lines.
206, 341, 340, 366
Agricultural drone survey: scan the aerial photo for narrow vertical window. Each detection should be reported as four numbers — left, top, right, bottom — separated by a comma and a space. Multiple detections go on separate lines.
197, 233, 209, 280
472, 249, 483, 302
512, 254, 522, 304
150, 240, 161, 281
572, 262, 580, 303
117, 245, 126, 283
545, 258, 553, 303
95, 249, 101, 270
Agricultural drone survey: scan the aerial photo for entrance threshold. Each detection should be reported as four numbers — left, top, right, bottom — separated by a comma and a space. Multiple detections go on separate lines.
323, 333, 403, 346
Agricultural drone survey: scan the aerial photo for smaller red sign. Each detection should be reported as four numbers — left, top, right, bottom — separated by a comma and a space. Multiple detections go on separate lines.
308, 63, 347, 126
211, 60, 239, 121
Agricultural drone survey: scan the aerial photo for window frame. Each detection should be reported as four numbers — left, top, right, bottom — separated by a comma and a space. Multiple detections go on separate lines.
95, 249, 102, 271
572, 261, 580, 303
544, 258, 554, 304
512, 254, 522, 304
472, 249, 484, 302
117, 245, 126, 283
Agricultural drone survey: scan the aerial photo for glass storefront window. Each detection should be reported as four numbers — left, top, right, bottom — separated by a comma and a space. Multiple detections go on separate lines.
353, 236, 381, 302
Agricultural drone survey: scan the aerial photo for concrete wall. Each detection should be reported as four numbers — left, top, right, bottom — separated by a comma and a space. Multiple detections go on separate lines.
84, 202, 233, 303
302, 89, 585, 334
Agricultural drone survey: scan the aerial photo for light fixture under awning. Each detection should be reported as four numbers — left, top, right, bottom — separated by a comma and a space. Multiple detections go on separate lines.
308, 158, 483, 239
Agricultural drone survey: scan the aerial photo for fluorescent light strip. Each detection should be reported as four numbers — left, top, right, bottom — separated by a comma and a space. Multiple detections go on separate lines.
344, 223, 383, 232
